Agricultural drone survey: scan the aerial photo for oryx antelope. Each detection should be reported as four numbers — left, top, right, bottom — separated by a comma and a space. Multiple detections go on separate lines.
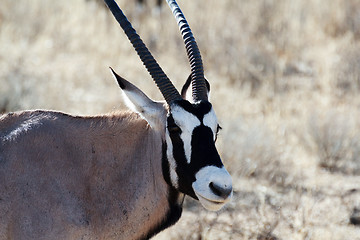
0, 0, 232, 239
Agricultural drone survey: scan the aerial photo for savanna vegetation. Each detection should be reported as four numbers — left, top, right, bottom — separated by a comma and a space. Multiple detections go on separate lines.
1, 0, 360, 239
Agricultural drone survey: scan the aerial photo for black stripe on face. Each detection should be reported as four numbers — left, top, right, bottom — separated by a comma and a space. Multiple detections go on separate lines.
190, 126, 224, 171
166, 115, 197, 198
161, 141, 172, 187
166, 115, 185, 164
174, 100, 223, 171
174, 100, 212, 121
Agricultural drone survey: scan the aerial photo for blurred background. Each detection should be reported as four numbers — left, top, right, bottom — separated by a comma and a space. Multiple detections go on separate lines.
1, 0, 360, 239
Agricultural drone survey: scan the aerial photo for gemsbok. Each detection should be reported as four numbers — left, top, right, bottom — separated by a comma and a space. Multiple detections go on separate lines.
0, 0, 233, 239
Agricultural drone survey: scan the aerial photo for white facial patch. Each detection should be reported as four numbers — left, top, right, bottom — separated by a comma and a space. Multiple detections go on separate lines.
165, 128, 179, 189
203, 108, 218, 140
171, 105, 200, 164
192, 165, 233, 211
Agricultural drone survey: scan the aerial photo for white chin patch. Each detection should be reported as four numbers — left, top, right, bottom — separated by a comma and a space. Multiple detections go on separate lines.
192, 166, 233, 211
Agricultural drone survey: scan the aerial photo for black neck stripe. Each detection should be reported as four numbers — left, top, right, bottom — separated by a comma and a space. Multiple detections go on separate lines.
141, 142, 183, 240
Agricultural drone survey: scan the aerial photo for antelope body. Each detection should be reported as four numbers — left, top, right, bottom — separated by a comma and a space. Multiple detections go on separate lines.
0, 0, 232, 239
0, 110, 176, 239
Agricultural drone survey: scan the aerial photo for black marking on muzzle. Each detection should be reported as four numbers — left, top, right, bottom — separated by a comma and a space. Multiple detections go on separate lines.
190, 125, 223, 170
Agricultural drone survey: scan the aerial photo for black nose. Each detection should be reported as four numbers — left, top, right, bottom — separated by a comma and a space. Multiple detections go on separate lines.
209, 182, 232, 199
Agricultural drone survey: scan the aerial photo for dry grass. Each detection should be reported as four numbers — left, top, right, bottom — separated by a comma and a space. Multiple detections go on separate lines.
1, 0, 360, 239
306, 110, 360, 175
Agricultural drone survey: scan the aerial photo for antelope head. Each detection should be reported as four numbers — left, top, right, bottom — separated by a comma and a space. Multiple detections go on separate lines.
105, 0, 232, 211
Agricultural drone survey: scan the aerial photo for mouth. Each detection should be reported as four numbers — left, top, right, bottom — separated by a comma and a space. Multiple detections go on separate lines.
194, 192, 232, 211
191, 165, 233, 211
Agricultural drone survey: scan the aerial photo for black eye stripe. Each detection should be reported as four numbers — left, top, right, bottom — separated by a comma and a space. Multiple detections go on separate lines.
166, 114, 176, 127
217, 124, 222, 133
168, 116, 219, 137
168, 125, 181, 133
215, 125, 222, 142
167, 114, 182, 134
173, 100, 212, 121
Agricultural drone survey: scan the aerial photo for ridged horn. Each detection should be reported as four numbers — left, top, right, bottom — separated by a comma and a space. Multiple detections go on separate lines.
166, 0, 208, 101
104, 0, 182, 105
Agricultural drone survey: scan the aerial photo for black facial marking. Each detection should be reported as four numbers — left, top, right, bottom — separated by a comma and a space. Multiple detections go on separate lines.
162, 141, 171, 187
190, 126, 223, 170
215, 124, 222, 142
167, 117, 182, 134
164, 100, 225, 201
173, 99, 212, 121
166, 115, 197, 198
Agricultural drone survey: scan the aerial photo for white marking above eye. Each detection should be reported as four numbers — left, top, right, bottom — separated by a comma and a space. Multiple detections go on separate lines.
203, 108, 218, 138
171, 105, 200, 163
171, 105, 200, 130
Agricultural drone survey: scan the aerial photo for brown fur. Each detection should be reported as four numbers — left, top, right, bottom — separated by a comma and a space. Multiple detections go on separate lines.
0, 110, 171, 240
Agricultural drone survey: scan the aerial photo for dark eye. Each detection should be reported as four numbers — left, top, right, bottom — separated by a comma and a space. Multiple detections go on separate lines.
168, 125, 181, 133
216, 125, 222, 134
215, 124, 222, 142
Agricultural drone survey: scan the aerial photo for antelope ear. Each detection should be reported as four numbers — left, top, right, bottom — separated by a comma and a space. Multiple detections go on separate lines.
110, 68, 166, 129
180, 74, 210, 102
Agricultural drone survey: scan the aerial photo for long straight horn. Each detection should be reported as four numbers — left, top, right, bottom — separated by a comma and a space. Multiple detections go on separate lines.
104, 0, 182, 105
166, 0, 208, 101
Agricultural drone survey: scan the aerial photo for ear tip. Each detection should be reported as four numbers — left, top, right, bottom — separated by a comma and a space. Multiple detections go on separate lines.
180, 74, 192, 99
181, 74, 210, 101
109, 66, 116, 75
109, 67, 126, 90
205, 78, 210, 92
